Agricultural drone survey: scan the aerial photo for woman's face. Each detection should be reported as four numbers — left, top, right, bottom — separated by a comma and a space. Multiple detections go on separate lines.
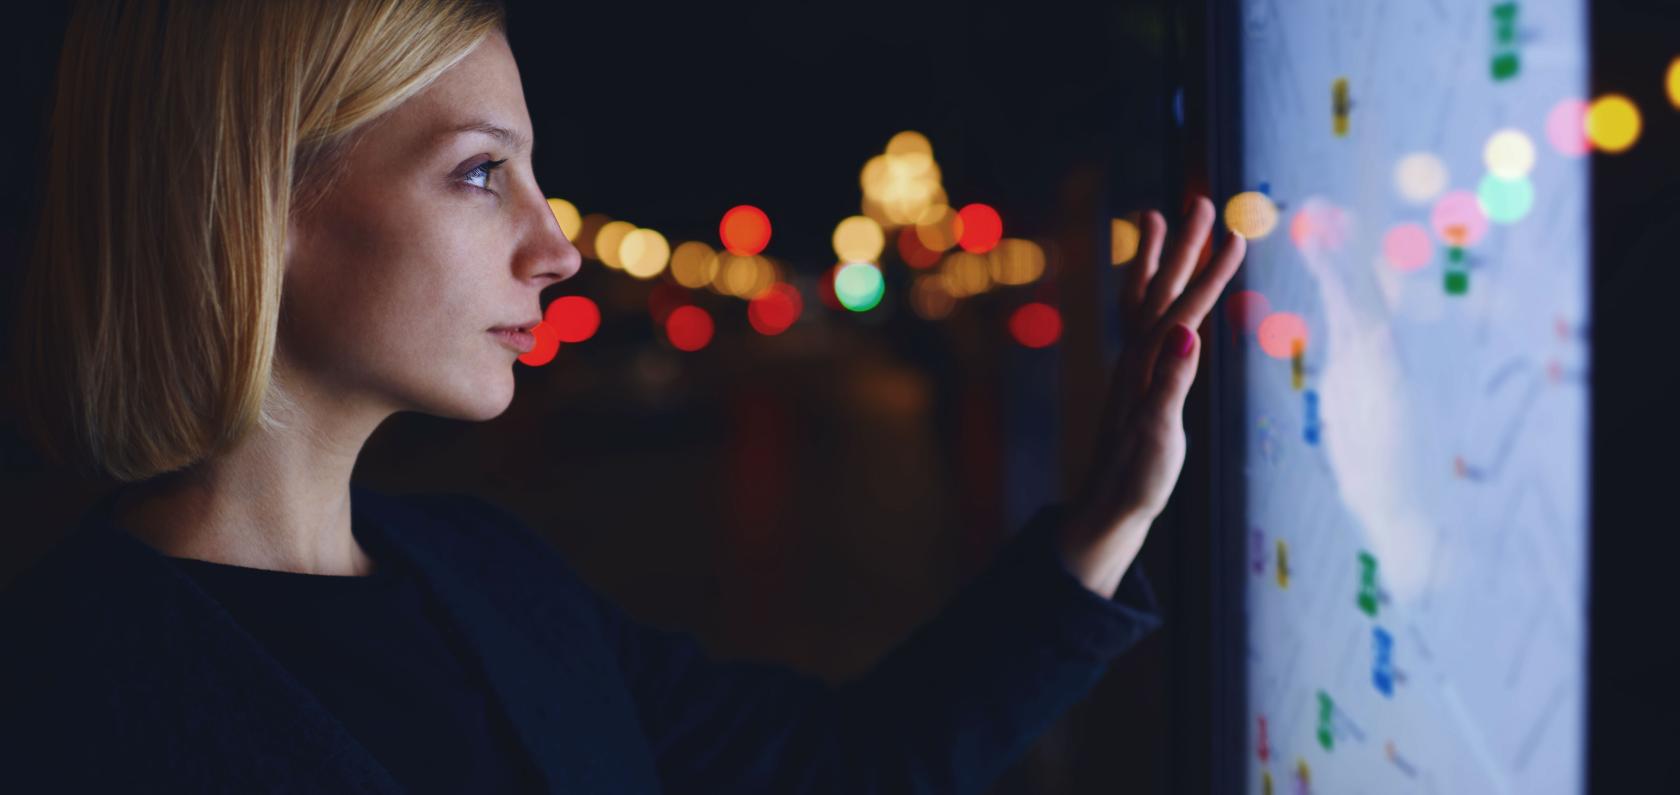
280, 31, 579, 425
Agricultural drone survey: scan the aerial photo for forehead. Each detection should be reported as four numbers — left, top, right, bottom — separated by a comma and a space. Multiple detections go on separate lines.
377, 32, 535, 157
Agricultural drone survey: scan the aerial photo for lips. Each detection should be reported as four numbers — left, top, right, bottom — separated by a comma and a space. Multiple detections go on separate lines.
490, 316, 544, 333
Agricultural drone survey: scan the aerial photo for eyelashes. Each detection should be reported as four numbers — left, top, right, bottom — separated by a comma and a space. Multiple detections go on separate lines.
462, 158, 509, 192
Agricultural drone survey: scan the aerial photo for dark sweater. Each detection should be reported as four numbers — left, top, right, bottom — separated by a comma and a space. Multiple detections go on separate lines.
0, 483, 1162, 793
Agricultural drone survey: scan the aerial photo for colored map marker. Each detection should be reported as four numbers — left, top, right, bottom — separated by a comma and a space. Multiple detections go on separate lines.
1276, 539, 1291, 589
1491, 3, 1520, 80
1332, 77, 1352, 136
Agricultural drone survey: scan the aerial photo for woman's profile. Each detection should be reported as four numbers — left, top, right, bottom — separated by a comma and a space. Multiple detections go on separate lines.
1, 0, 1245, 792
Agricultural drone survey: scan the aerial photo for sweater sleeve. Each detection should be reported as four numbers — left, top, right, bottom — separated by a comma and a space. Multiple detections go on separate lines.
584, 502, 1163, 795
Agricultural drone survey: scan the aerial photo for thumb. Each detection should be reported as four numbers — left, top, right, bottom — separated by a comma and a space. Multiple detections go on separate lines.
1141, 322, 1200, 425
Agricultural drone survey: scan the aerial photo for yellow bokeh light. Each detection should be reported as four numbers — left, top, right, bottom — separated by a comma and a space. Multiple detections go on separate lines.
832, 215, 886, 263
595, 221, 635, 269
1483, 129, 1536, 178
914, 205, 964, 252
1586, 94, 1642, 153
1224, 191, 1280, 240
909, 274, 956, 320
988, 238, 1045, 286
941, 252, 991, 297
546, 198, 582, 241
670, 241, 718, 289
1111, 217, 1141, 265
574, 213, 611, 260
1667, 57, 1679, 110
619, 228, 671, 279
886, 130, 932, 158
717, 253, 774, 298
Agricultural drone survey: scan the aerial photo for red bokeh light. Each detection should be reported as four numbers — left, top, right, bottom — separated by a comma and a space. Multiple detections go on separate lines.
1009, 302, 1062, 348
544, 295, 600, 343
897, 226, 941, 268
719, 205, 772, 255
518, 322, 562, 366
748, 282, 803, 336
957, 203, 1003, 254
665, 305, 714, 351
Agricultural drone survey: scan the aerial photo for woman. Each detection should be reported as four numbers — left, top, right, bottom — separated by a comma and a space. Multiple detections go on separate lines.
1, 0, 1245, 792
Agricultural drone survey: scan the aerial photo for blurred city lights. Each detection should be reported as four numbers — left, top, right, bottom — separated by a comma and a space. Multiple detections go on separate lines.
664, 305, 714, 351
1111, 217, 1141, 265
670, 241, 720, 289
1009, 302, 1062, 348
1585, 94, 1642, 153
518, 322, 562, 367
956, 203, 1003, 253
987, 238, 1045, 286
619, 228, 671, 279
720, 205, 773, 255
546, 198, 582, 241
834, 262, 885, 312
747, 282, 803, 335
595, 220, 635, 269
544, 295, 600, 343
832, 215, 886, 263
1224, 191, 1279, 239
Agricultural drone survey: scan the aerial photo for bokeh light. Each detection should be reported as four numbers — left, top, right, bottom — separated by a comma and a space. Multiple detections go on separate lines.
619, 228, 671, 279
1394, 153, 1449, 204
1585, 94, 1642, 153
1668, 57, 1680, 109
664, 305, 713, 351
1224, 191, 1279, 239
1482, 129, 1536, 178
1545, 99, 1591, 157
897, 226, 942, 269
988, 238, 1046, 286
546, 198, 582, 241
913, 205, 964, 252
574, 213, 611, 260
747, 282, 803, 336
670, 241, 719, 288
1009, 302, 1062, 349
1257, 312, 1309, 360
544, 295, 600, 343
717, 253, 775, 299
941, 251, 991, 297
595, 220, 635, 269
518, 322, 562, 367
1430, 190, 1489, 246
834, 262, 885, 312
720, 205, 772, 255
956, 203, 1003, 253
1111, 217, 1141, 265
1476, 174, 1535, 224
832, 215, 886, 263
886, 130, 933, 158
1381, 223, 1433, 272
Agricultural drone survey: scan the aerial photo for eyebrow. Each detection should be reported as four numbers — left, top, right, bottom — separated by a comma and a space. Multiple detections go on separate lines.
438, 119, 535, 156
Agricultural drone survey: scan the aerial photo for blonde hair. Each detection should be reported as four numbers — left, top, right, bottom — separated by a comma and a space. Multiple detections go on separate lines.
11, 0, 506, 483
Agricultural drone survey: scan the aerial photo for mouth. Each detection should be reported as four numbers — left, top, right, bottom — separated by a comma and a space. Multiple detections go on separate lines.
488, 327, 537, 354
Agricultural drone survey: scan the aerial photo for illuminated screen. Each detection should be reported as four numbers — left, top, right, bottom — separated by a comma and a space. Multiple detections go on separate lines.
1229, 2, 1590, 793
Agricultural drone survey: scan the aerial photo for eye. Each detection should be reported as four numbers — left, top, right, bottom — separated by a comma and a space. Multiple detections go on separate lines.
461, 158, 508, 192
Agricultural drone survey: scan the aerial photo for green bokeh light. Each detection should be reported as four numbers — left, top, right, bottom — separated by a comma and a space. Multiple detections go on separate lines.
835, 262, 885, 312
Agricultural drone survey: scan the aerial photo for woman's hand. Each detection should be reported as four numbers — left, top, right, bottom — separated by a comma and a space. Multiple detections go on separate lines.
1054, 196, 1248, 597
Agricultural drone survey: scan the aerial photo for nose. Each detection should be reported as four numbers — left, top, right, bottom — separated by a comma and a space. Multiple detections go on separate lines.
518, 190, 583, 288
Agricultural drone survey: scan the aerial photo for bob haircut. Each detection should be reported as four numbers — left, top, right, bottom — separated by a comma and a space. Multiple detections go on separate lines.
11, 0, 507, 483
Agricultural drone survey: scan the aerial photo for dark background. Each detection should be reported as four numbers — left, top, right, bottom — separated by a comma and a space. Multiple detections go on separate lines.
0, 1, 1205, 793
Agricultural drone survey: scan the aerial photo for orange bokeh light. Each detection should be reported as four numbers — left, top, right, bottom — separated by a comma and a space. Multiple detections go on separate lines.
719, 205, 772, 255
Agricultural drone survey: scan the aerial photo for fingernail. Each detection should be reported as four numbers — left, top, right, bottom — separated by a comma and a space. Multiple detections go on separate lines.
1171, 323, 1196, 358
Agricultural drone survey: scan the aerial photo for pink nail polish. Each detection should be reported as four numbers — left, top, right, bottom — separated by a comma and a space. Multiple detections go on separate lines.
1172, 324, 1196, 358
